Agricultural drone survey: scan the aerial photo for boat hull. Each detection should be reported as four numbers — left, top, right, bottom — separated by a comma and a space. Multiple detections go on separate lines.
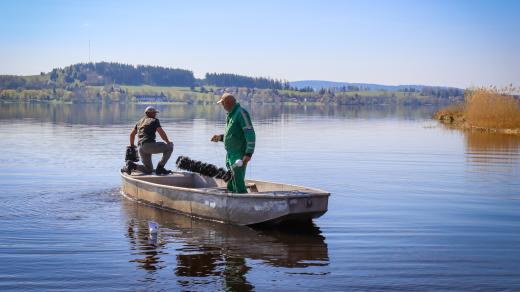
121, 172, 329, 226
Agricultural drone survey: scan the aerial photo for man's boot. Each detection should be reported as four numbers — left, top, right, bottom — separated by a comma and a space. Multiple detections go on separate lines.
155, 165, 172, 175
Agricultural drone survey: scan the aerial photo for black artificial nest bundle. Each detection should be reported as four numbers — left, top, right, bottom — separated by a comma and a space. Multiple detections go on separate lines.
125, 146, 139, 162
176, 156, 233, 182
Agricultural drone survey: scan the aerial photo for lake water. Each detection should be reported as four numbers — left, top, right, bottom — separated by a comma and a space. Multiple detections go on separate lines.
1, 103, 519, 291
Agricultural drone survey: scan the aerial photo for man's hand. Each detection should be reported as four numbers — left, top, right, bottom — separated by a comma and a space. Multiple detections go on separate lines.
211, 134, 222, 142
242, 155, 251, 164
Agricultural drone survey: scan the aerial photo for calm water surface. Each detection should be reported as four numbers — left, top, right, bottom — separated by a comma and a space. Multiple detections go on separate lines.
0, 103, 519, 291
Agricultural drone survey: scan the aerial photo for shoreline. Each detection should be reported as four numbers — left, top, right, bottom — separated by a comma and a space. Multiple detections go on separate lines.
434, 111, 520, 135
0, 99, 445, 107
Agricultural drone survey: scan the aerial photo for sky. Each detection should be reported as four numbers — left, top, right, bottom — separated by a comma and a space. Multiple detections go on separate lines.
1, 0, 519, 88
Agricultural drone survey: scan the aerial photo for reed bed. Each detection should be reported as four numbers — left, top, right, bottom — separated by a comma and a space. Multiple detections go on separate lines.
464, 89, 520, 129
435, 88, 520, 131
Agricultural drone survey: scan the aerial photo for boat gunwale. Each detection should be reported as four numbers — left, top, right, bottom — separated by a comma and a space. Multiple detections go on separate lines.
120, 172, 330, 199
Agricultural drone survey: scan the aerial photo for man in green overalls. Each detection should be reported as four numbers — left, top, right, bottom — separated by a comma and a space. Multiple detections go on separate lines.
211, 93, 256, 193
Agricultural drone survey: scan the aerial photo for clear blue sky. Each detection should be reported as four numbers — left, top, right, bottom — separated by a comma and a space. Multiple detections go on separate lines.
1, 0, 519, 88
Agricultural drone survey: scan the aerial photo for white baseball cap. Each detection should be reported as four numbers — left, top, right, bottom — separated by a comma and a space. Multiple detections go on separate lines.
217, 93, 235, 104
144, 106, 159, 113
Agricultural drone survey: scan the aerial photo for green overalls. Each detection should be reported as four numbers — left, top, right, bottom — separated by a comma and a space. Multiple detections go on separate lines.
224, 103, 256, 193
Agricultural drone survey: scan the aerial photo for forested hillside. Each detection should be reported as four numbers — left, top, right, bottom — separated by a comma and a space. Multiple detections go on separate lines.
0, 62, 465, 105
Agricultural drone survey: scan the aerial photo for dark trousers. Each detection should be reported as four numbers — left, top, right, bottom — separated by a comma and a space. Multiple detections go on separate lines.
136, 142, 173, 174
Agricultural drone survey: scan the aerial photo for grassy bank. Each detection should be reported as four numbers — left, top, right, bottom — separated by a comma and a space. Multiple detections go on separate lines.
0, 84, 462, 106
434, 88, 520, 134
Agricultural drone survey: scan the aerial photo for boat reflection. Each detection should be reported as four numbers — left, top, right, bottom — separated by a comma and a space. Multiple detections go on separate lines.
122, 199, 329, 290
126, 220, 167, 271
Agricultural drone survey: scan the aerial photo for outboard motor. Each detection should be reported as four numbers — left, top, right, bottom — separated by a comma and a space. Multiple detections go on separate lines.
125, 146, 140, 162
176, 156, 233, 182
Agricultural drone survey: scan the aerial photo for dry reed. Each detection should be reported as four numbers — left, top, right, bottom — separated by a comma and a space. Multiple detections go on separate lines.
465, 89, 520, 129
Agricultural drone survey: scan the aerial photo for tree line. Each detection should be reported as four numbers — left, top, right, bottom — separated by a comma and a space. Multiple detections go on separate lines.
0, 62, 293, 90
204, 73, 290, 90
319, 85, 464, 99
0, 62, 465, 104
52, 62, 196, 87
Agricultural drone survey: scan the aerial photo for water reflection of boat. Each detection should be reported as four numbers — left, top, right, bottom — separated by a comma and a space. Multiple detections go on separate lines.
122, 199, 329, 290
120, 172, 329, 225
123, 198, 329, 268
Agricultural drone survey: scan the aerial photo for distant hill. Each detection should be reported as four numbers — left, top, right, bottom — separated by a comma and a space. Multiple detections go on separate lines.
0, 62, 466, 105
0, 62, 462, 93
289, 80, 459, 91
51, 62, 196, 87
0, 62, 288, 90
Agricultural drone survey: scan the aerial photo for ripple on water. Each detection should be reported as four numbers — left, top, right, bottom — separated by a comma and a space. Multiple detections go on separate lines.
1, 105, 520, 290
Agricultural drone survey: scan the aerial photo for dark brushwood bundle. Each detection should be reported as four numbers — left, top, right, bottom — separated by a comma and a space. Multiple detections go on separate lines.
176, 156, 233, 182
125, 146, 139, 162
